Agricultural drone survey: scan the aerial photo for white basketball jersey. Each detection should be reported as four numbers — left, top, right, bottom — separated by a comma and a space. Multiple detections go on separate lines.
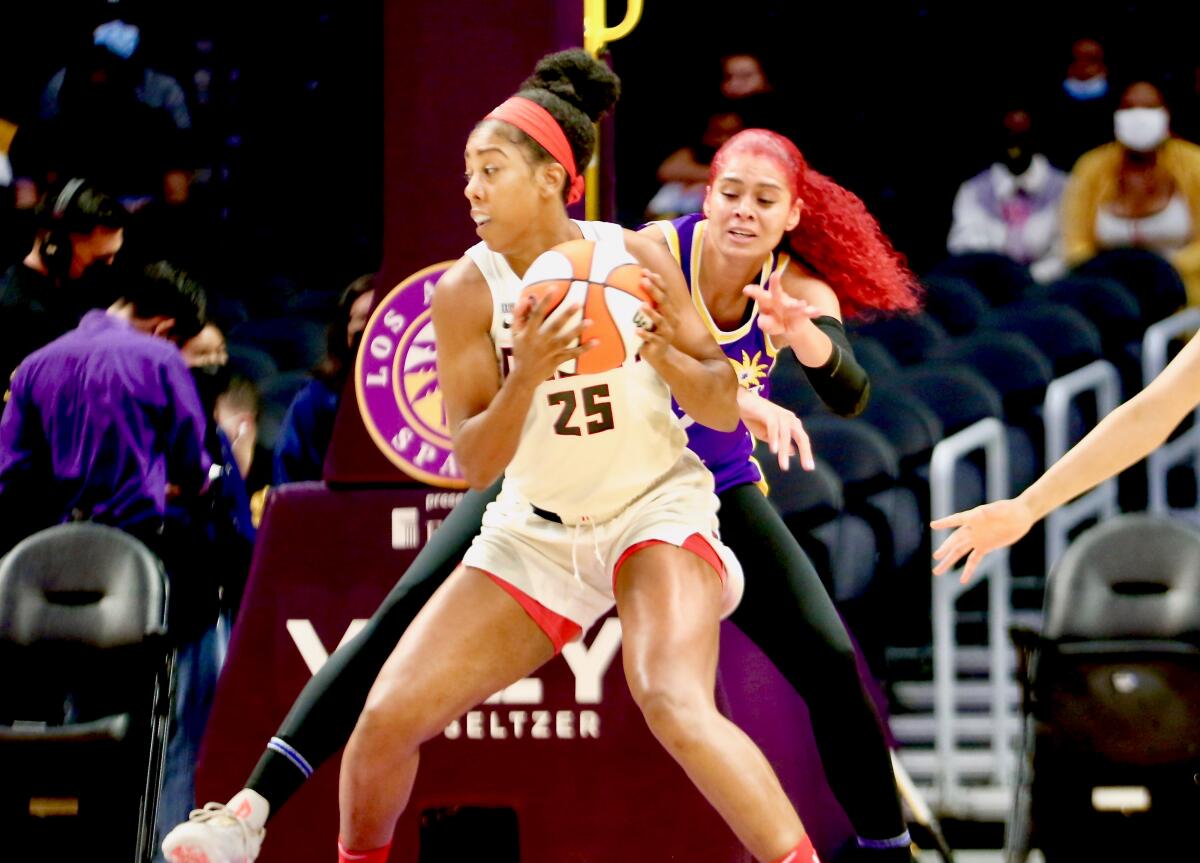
464, 220, 687, 521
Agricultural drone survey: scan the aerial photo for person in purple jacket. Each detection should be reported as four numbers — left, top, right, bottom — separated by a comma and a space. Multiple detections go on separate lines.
165, 131, 923, 863
0, 259, 209, 554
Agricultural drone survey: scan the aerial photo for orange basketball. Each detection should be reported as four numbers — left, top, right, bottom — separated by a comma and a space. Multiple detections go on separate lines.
518, 239, 653, 376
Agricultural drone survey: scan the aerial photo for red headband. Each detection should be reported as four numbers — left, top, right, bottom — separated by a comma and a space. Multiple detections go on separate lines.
485, 96, 586, 205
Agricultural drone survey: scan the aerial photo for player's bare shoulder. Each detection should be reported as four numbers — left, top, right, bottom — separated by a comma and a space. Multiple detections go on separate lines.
783, 260, 841, 319
623, 228, 674, 273
432, 254, 492, 329
635, 222, 671, 249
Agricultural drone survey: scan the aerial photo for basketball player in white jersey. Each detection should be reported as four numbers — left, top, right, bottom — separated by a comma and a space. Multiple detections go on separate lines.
333, 50, 823, 863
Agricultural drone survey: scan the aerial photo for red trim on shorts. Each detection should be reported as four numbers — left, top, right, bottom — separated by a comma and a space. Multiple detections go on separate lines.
482, 571, 582, 653
611, 533, 727, 592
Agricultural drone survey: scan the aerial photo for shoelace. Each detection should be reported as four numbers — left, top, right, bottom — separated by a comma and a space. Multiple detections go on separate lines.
185, 802, 259, 845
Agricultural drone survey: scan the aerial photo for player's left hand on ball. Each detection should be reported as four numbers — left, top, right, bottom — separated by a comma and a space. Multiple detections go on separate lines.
636, 269, 677, 362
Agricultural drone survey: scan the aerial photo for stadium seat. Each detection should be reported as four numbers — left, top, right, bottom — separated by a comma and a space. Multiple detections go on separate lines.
1076, 248, 1188, 327
926, 252, 1035, 307
850, 313, 948, 366
227, 343, 280, 384
921, 273, 990, 336
0, 524, 174, 862
847, 333, 900, 381
230, 317, 326, 372
257, 371, 316, 454
983, 301, 1103, 377
1008, 514, 1200, 862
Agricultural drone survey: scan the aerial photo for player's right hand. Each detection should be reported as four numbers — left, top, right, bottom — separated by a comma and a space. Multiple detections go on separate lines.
931, 498, 1035, 584
738, 389, 814, 471
511, 294, 594, 384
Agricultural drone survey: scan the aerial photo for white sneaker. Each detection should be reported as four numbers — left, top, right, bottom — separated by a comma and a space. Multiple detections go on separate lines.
162, 788, 269, 863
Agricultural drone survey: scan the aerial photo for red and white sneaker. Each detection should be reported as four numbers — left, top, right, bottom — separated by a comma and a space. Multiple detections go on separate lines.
162, 788, 269, 863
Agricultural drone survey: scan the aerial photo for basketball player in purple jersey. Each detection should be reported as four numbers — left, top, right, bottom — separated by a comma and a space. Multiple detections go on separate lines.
639, 128, 923, 862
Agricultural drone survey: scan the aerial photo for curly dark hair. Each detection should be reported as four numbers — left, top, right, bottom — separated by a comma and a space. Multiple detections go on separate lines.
480, 49, 620, 201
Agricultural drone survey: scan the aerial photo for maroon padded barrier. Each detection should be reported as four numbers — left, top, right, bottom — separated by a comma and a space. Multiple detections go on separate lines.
197, 483, 858, 861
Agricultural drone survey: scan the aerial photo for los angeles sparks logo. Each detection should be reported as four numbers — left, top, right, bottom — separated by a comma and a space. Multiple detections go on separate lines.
355, 262, 467, 489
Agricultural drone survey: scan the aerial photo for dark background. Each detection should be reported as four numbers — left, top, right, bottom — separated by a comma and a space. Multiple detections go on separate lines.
3, 0, 1200, 281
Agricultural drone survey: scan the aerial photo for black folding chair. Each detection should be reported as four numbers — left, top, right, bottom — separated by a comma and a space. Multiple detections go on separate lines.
1007, 514, 1200, 862
0, 523, 174, 862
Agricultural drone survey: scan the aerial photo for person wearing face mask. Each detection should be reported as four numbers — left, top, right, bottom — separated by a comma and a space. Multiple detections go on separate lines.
948, 108, 1068, 282
1044, 36, 1118, 170
152, 321, 262, 863
1062, 38, 1109, 104
1062, 80, 1200, 307
273, 274, 376, 484
15, 11, 193, 210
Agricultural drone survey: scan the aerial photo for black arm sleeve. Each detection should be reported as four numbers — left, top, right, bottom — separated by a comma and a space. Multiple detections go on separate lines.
798, 316, 870, 417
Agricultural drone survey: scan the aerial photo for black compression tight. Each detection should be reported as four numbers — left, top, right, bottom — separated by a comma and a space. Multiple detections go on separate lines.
244, 482, 496, 805
245, 481, 904, 841
720, 483, 905, 841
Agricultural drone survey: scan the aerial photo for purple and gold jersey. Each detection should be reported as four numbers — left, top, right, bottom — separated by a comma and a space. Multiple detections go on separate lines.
648, 214, 786, 494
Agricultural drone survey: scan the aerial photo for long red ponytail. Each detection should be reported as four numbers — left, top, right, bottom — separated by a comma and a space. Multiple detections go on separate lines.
711, 129, 922, 320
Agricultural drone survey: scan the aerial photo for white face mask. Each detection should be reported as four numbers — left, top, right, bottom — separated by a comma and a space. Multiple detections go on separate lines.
1114, 107, 1170, 152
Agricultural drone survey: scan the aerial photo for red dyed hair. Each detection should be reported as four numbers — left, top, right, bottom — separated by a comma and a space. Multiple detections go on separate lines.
710, 129, 922, 320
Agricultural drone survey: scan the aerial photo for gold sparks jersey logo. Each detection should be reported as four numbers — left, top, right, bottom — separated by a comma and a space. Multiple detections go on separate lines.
730, 349, 769, 390
354, 262, 467, 488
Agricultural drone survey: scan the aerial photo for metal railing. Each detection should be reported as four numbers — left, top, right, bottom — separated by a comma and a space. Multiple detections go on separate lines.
1143, 309, 1200, 514
929, 418, 1013, 812
1043, 360, 1121, 568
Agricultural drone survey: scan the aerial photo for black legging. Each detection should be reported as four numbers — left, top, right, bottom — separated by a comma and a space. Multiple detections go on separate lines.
246, 480, 904, 842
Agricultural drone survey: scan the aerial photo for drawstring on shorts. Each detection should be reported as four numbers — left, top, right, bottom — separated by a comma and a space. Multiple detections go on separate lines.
569, 515, 606, 587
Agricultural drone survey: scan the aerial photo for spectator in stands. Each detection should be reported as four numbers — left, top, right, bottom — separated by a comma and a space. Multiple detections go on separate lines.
217, 376, 270, 500
180, 323, 259, 622
1044, 36, 1116, 170
1062, 80, 1200, 306
0, 178, 126, 389
182, 319, 229, 368
948, 108, 1068, 282
273, 274, 374, 484
0, 115, 13, 190
11, 14, 192, 211
184, 321, 265, 488
646, 105, 746, 219
646, 51, 787, 219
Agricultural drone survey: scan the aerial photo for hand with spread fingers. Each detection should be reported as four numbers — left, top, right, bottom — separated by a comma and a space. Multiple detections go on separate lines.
931, 498, 1036, 584
634, 268, 678, 365
738, 388, 815, 472
511, 294, 593, 385
742, 267, 825, 339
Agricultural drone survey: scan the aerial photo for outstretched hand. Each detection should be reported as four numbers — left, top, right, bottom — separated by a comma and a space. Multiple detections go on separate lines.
931, 498, 1036, 584
742, 268, 824, 337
